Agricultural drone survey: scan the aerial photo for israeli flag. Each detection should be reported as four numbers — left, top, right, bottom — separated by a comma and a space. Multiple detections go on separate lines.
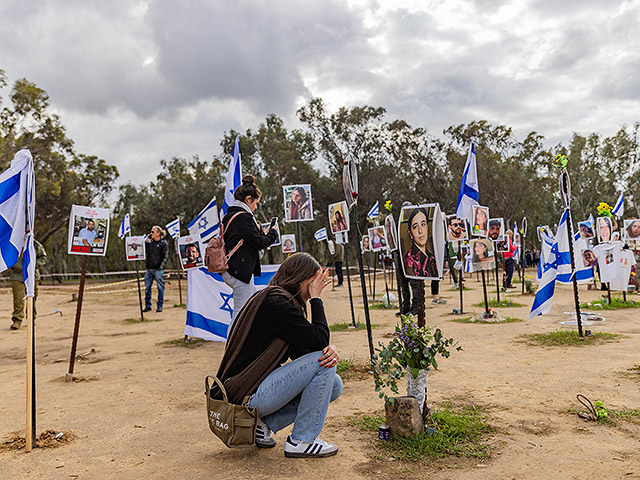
455, 142, 479, 222
530, 210, 574, 320
184, 265, 279, 341
314, 228, 328, 241
165, 218, 180, 239
220, 135, 242, 217
187, 197, 220, 244
573, 232, 595, 284
367, 201, 379, 219
537, 228, 554, 281
0, 150, 36, 297
612, 192, 624, 217
588, 213, 595, 227
117, 213, 131, 239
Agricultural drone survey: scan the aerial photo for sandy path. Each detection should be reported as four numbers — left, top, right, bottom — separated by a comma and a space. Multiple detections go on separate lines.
1, 272, 639, 479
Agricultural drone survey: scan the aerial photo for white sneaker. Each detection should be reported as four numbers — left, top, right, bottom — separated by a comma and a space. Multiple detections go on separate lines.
255, 419, 276, 448
284, 435, 338, 458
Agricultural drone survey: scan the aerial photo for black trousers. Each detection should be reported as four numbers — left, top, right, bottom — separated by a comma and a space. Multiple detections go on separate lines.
334, 261, 343, 286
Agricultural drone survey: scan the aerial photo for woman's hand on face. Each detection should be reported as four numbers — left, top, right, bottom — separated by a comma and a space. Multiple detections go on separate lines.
318, 344, 339, 368
308, 268, 331, 299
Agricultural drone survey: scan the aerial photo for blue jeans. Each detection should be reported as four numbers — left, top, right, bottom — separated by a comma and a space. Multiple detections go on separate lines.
247, 351, 343, 443
144, 269, 164, 309
222, 272, 256, 330
505, 258, 515, 287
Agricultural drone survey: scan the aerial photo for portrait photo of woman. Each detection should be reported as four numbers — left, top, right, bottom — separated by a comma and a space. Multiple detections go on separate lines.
361, 235, 370, 253
368, 226, 387, 252
578, 221, 595, 239
624, 219, 640, 240
281, 234, 297, 254
471, 205, 489, 237
283, 185, 313, 222
398, 205, 443, 280
328, 201, 349, 234
384, 215, 398, 252
596, 216, 612, 244
469, 239, 495, 271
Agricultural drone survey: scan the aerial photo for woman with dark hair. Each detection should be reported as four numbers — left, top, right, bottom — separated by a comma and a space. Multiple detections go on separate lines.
472, 240, 491, 263
288, 186, 312, 220
214, 253, 342, 458
626, 219, 640, 239
222, 175, 279, 326
404, 207, 438, 278
331, 209, 347, 232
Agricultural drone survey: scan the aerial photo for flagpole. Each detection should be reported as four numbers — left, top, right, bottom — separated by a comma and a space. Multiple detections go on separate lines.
481, 270, 489, 315
561, 170, 583, 336
175, 238, 183, 306
458, 242, 464, 313
353, 203, 374, 359
344, 241, 357, 328
494, 248, 501, 302
66, 256, 88, 381
392, 250, 404, 314
25, 295, 35, 451
297, 222, 303, 253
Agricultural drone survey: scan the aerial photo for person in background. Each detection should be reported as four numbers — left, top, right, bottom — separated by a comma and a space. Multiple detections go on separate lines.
144, 226, 169, 313
10, 239, 47, 330
222, 175, 278, 326
446, 241, 460, 288
332, 242, 344, 287
503, 230, 518, 289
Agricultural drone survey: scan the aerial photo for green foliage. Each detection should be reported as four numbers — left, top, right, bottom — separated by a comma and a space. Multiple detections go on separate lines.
329, 322, 378, 332
580, 297, 640, 310
473, 299, 524, 308
520, 330, 620, 347
372, 315, 461, 404
349, 404, 494, 461
124, 317, 163, 324
159, 337, 207, 348
451, 316, 523, 324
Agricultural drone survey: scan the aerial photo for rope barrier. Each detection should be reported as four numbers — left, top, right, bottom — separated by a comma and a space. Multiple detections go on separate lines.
86, 287, 139, 295
85, 278, 140, 290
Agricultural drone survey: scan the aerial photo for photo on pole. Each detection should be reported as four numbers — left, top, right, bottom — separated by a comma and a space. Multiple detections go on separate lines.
596, 217, 613, 244
487, 217, 505, 241
581, 248, 597, 268
125, 235, 146, 261
360, 235, 371, 253
384, 214, 398, 252
328, 201, 350, 234
283, 184, 314, 222
469, 238, 496, 272
368, 226, 387, 252
495, 239, 509, 253
623, 219, 640, 241
67, 205, 110, 256
335, 231, 348, 244
281, 234, 297, 254
578, 221, 595, 239
262, 221, 281, 247
397, 203, 445, 280
178, 235, 204, 271
446, 215, 468, 242
471, 205, 489, 237
342, 157, 358, 208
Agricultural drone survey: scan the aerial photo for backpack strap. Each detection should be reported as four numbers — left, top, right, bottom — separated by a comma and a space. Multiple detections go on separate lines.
221, 211, 247, 259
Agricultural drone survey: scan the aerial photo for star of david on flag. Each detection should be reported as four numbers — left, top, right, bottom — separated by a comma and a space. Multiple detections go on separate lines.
165, 218, 180, 239
117, 213, 131, 239
187, 197, 219, 244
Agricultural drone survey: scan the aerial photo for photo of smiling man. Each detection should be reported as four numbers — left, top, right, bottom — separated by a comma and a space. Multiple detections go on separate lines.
446, 215, 467, 242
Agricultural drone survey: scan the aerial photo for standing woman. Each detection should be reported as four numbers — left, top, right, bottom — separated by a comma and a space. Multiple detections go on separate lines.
222, 175, 278, 326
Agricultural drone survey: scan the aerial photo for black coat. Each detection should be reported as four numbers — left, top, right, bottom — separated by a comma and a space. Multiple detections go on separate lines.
222, 206, 278, 283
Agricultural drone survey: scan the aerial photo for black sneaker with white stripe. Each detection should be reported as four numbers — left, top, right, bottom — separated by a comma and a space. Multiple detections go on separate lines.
255, 419, 276, 448
284, 435, 338, 458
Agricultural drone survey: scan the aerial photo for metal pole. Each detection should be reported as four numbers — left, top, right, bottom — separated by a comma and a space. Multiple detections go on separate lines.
297, 222, 303, 253
417, 280, 426, 327
67, 256, 88, 380
562, 172, 583, 336
481, 270, 489, 315
344, 242, 357, 327
353, 204, 374, 359
372, 253, 377, 300
25, 296, 35, 451
392, 250, 404, 314
495, 250, 501, 302
382, 253, 391, 306
135, 261, 144, 322
521, 237, 526, 295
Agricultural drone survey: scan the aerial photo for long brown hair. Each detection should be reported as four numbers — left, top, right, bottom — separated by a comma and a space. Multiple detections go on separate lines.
269, 253, 320, 316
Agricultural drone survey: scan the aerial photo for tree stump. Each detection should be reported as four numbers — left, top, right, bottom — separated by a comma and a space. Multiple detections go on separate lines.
385, 396, 424, 438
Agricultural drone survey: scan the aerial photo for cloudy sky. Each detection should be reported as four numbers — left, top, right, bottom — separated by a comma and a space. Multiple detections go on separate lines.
1, 0, 638, 186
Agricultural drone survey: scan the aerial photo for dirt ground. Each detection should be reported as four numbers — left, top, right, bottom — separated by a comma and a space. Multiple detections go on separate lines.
1, 270, 639, 480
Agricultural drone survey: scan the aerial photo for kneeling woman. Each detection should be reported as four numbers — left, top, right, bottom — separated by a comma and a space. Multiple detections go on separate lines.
214, 253, 343, 458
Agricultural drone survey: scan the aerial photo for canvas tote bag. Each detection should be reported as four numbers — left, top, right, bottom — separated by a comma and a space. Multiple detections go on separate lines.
205, 374, 257, 448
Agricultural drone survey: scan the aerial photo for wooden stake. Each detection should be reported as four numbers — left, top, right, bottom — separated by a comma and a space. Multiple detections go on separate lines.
297, 222, 303, 253
458, 242, 464, 314
67, 256, 88, 381
344, 242, 357, 327
417, 280, 426, 327
135, 261, 144, 322
353, 204, 374, 359
481, 270, 489, 315
495, 250, 501, 302
25, 295, 35, 452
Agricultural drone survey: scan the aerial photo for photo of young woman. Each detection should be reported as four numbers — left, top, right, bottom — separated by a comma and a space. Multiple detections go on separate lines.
368, 226, 387, 252
596, 217, 612, 244
471, 205, 489, 237
469, 239, 495, 271
283, 185, 313, 222
578, 221, 595, 239
398, 204, 444, 280
384, 215, 398, 252
328, 201, 349, 234
361, 235, 370, 253
624, 219, 640, 240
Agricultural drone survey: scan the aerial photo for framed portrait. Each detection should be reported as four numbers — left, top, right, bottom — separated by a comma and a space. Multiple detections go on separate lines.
397, 203, 445, 280
581, 248, 597, 268
384, 215, 398, 252
68, 205, 110, 256
368, 226, 387, 252
283, 184, 314, 222
342, 157, 358, 208
446, 215, 467, 242
495, 239, 509, 253
623, 219, 640, 241
328, 201, 350, 234
596, 216, 613, 244
281, 234, 297, 254
469, 238, 495, 272
471, 205, 489, 237
125, 235, 146, 261
178, 235, 204, 271
261, 221, 281, 247
487, 218, 505, 241
361, 235, 370, 253
513, 232, 521, 247
335, 231, 348, 244
578, 221, 595, 239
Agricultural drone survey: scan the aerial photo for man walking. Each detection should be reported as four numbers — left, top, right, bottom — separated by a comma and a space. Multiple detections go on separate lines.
144, 226, 169, 312
333, 242, 344, 287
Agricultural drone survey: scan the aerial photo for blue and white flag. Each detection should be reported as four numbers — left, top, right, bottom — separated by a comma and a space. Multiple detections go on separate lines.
367, 201, 379, 219
184, 265, 279, 341
165, 218, 180, 239
187, 198, 220, 244
588, 213, 595, 227
314, 227, 328, 241
220, 135, 243, 217
612, 192, 624, 217
572, 231, 595, 284
455, 142, 479, 222
0, 150, 36, 297
117, 213, 131, 239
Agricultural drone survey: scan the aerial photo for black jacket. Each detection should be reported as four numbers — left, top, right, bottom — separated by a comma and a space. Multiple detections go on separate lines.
145, 238, 169, 270
222, 206, 278, 283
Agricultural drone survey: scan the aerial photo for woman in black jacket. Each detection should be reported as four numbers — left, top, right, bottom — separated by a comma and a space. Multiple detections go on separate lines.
221, 175, 278, 326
